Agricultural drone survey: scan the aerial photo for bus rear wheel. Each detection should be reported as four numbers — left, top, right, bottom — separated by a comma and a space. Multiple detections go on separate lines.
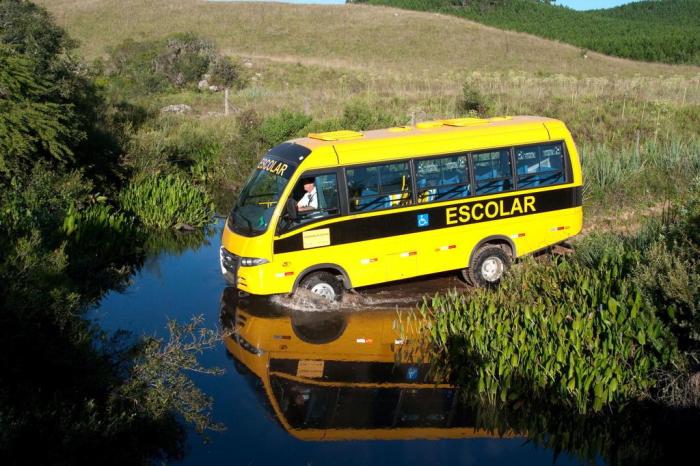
299, 271, 343, 301
462, 245, 511, 287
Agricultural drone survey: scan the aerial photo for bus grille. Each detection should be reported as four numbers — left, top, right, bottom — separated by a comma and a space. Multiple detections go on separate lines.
220, 247, 240, 284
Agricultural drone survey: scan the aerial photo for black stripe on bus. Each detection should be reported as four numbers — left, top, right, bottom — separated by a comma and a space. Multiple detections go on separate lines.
270, 359, 433, 384
274, 185, 582, 254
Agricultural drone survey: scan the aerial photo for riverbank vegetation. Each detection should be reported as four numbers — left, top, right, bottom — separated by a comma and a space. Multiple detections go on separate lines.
0, 1, 221, 463
420, 185, 700, 413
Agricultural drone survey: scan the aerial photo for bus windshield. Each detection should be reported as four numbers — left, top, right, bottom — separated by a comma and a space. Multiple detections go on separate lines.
230, 164, 292, 236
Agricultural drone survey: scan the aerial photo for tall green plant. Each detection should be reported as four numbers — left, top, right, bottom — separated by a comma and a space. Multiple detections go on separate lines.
423, 254, 680, 413
120, 174, 214, 229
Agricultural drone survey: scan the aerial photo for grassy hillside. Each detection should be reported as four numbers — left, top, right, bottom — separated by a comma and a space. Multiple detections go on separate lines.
356, 0, 700, 65
37, 0, 700, 216
38, 1, 697, 78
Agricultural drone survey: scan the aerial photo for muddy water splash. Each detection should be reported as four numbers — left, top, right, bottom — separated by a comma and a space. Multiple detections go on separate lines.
271, 273, 467, 312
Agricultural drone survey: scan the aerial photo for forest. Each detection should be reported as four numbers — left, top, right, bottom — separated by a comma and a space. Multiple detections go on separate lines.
354, 0, 700, 65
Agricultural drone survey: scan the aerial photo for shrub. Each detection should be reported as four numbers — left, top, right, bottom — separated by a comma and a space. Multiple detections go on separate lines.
106, 33, 217, 97
106, 38, 171, 96
208, 55, 248, 91
258, 110, 312, 146
340, 100, 400, 130
156, 33, 215, 87
125, 116, 232, 177
120, 174, 214, 229
457, 82, 492, 116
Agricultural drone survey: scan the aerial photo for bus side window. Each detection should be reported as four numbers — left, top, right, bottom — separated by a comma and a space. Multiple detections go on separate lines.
516, 142, 565, 189
284, 172, 340, 230
347, 162, 412, 212
472, 149, 512, 195
416, 155, 470, 203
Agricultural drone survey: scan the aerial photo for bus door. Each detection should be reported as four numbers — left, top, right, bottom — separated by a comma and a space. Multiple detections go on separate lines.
273, 169, 344, 279
345, 161, 418, 283
414, 154, 473, 275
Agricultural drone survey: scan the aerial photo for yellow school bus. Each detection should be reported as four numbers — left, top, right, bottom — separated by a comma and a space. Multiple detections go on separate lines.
220, 288, 516, 441
221, 116, 583, 300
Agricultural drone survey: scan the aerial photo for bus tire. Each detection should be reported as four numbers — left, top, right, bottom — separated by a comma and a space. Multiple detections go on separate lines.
299, 271, 343, 301
463, 245, 511, 287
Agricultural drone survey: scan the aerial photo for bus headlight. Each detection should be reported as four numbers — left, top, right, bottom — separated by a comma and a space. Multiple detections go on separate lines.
240, 257, 269, 267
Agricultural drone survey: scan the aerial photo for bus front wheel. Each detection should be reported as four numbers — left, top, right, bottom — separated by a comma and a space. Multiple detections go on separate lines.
299, 271, 343, 301
462, 245, 511, 287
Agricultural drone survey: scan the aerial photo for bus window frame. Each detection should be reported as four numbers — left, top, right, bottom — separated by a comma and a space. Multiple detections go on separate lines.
469, 146, 516, 197
413, 152, 472, 205
275, 168, 346, 235
344, 160, 415, 215
512, 140, 571, 190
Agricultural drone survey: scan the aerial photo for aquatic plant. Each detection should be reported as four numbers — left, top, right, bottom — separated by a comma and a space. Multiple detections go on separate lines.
120, 174, 214, 229
423, 253, 680, 413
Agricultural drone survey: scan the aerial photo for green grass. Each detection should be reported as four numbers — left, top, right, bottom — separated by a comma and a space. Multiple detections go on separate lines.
41, 0, 700, 223
356, 0, 700, 65
39, 1, 699, 77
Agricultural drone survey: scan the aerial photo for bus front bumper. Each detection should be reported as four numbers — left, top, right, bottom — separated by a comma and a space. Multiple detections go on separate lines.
219, 247, 294, 295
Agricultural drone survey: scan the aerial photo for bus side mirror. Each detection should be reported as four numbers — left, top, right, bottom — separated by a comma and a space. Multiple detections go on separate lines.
286, 198, 297, 221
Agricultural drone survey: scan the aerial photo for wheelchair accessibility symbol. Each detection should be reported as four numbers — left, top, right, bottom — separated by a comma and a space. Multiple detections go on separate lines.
417, 213, 429, 228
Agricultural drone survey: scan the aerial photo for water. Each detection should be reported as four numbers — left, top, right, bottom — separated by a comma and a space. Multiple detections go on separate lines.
94, 222, 695, 465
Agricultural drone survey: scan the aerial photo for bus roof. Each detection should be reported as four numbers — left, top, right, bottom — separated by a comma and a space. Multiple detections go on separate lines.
291, 115, 560, 152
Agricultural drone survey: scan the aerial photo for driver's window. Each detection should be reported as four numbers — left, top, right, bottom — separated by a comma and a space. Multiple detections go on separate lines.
282, 172, 340, 231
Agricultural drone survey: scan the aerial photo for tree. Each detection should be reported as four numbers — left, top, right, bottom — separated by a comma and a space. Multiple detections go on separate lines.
0, 45, 78, 176
208, 56, 246, 116
1, 0, 128, 189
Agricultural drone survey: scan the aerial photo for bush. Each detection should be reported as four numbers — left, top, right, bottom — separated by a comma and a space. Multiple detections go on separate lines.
156, 33, 215, 87
457, 82, 492, 116
340, 100, 400, 130
125, 116, 232, 177
105, 33, 217, 97
258, 110, 312, 147
208, 55, 247, 90
120, 174, 214, 229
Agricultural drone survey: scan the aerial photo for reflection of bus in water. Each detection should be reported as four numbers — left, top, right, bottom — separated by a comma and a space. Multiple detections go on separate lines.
220, 288, 515, 441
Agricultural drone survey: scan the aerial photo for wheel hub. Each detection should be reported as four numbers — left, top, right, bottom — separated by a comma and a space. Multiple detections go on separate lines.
481, 257, 504, 282
310, 282, 336, 300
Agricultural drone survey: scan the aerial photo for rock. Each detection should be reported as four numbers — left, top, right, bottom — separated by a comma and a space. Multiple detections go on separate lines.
198, 79, 209, 90
209, 85, 221, 92
173, 222, 196, 231
160, 104, 192, 114
244, 61, 253, 68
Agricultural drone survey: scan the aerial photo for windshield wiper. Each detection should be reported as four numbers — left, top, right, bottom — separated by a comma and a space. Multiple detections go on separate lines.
232, 210, 254, 235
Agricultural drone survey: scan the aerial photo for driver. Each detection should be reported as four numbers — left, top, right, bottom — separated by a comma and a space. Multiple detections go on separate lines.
297, 177, 318, 212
